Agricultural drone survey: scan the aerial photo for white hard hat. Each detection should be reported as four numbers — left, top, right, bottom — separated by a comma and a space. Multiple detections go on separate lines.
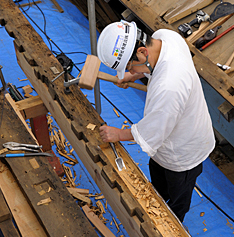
97, 21, 137, 79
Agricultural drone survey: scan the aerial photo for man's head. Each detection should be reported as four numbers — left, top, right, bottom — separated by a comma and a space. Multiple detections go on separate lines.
97, 21, 151, 79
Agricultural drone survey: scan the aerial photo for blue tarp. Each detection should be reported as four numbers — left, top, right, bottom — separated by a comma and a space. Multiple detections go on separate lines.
0, 0, 233, 236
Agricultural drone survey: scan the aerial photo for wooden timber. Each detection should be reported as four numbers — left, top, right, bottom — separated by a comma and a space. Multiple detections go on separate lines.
0, 93, 98, 237
0, 188, 21, 237
0, 1, 189, 236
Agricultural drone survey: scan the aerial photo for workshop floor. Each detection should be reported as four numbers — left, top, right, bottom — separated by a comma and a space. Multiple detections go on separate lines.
0, 0, 234, 236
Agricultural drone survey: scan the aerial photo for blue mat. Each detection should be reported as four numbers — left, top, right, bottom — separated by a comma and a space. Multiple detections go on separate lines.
0, 0, 234, 236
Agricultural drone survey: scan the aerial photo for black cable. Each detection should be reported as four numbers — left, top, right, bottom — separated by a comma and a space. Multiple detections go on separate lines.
18, 3, 82, 73
32, 0, 53, 51
53, 51, 88, 55
18, 3, 61, 53
74, 61, 86, 65
195, 184, 234, 222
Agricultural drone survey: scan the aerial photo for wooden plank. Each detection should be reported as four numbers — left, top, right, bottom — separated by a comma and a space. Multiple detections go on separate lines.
0, 1, 190, 236
67, 187, 89, 195
0, 160, 47, 237
5, 93, 38, 145
142, 0, 181, 17
164, 0, 214, 24
15, 95, 48, 119
0, 219, 21, 237
82, 205, 115, 237
218, 101, 234, 122
0, 189, 11, 223
119, 0, 174, 31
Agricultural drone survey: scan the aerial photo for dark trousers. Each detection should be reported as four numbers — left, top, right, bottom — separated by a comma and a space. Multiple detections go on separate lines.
149, 158, 202, 222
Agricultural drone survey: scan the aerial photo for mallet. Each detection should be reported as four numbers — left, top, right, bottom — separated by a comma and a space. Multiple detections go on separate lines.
78, 55, 147, 92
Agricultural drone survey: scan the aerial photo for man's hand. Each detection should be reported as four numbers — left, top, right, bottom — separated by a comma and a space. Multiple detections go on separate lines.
99, 125, 121, 143
116, 72, 145, 89
99, 125, 134, 142
117, 72, 136, 89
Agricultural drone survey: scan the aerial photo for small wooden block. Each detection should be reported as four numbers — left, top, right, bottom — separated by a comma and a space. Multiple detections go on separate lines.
29, 158, 40, 169
0, 219, 21, 237
22, 85, 33, 95
67, 188, 91, 204
37, 197, 52, 206
67, 187, 89, 195
218, 101, 234, 122
86, 123, 96, 130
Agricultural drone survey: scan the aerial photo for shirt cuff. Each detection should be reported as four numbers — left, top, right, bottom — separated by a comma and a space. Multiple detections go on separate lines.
131, 124, 156, 157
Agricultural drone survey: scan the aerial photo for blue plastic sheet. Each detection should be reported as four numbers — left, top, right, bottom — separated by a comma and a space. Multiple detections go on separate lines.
0, 0, 234, 236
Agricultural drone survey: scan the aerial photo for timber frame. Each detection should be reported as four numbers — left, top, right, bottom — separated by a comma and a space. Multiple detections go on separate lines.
0, 1, 190, 236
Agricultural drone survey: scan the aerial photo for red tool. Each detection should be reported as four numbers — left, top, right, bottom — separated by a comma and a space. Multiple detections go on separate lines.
199, 25, 234, 51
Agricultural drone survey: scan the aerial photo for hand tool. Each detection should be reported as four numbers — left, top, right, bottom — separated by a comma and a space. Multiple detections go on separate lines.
216, 63, 231, 70
195, 26, 221, 49
217, 49, 234, 74
52, 55, 147, 92
178, 10, 210, 38
109, 142, 126, 171
0, 152, 54, 158
101, 122, 126, 171
199, 24, 234, 51
210, 1, 234, 22
3, 142, 42, 152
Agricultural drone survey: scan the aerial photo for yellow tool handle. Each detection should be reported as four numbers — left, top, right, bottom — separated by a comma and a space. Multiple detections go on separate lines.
97, 71, 147, 92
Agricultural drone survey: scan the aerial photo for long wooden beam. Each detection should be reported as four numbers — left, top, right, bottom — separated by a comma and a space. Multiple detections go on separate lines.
0, 1, 189, 236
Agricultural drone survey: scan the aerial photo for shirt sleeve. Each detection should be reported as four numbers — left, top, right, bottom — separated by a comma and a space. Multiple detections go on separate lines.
131, 89, 185, 157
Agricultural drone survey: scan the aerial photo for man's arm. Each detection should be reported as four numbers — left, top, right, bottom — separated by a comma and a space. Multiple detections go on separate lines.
99, 126, 134, 143
117, 72, 145, 89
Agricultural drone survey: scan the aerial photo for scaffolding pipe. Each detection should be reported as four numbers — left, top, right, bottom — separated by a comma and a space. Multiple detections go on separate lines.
87, 0, 101, 115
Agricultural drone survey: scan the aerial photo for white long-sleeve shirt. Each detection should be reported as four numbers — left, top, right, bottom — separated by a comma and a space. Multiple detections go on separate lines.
131, 29, 215, 172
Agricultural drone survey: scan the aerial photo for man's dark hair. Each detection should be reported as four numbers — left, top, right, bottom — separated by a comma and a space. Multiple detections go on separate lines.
129, 34, 152, 62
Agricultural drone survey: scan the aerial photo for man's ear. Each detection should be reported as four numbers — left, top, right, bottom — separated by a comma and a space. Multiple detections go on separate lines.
137, 47, 148, 56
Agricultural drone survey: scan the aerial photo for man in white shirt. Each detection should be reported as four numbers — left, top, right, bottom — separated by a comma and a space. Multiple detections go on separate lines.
97, 21, 215, 222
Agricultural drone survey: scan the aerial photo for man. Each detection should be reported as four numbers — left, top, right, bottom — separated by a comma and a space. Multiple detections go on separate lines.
97, 21, 215, 222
